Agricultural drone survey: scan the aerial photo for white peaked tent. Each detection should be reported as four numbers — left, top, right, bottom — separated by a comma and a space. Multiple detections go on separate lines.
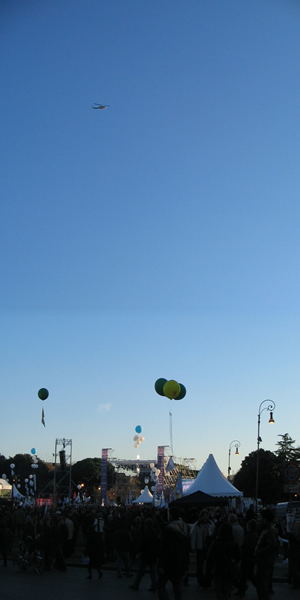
12, 484, 25, 500
0, 478, 25, 500
184, 454, 242, 498
0, 478, 11, 497
0, 478, 11, 489
132, 486, 153, 504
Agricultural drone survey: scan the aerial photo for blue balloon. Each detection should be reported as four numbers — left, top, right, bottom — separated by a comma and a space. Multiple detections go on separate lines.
135, 425, 142, 434
31, 448, 36, 455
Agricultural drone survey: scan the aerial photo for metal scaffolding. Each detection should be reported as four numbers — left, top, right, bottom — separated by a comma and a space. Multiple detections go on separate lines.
53, 438, 72, 505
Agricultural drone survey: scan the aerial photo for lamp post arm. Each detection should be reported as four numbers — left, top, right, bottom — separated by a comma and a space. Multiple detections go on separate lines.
256, 413, 261, 513
228, 440, 241, 480
255, 399, 276, 512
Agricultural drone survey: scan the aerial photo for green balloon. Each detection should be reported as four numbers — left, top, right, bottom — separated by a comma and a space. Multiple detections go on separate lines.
154, 378, 167, 396
38, 388, 49, 401
174, 383, 186, 400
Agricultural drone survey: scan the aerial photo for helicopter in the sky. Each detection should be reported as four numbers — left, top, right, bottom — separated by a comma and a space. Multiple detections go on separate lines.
92, 103, 110, 110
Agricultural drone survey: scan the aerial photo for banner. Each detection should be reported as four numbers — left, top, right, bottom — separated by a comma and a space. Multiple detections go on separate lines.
166, 456, 175, 474
176, 473, 183, 498
101, 449, 108, 505
156, 446, 165, 496
286, 512, 295, 533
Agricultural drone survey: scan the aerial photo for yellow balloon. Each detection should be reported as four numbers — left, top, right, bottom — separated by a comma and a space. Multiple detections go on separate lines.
163, 380, 181, 400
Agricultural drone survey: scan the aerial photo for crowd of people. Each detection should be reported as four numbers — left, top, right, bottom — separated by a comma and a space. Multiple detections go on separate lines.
0, 501, 299, 600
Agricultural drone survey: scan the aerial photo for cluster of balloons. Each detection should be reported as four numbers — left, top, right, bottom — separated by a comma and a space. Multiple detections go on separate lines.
2, 464, 16, 485
25, 474, 35, 497
31, 448, 38, 469
149, 462, 161, 492
154, 378, 186, 400
133, 425, 144, 448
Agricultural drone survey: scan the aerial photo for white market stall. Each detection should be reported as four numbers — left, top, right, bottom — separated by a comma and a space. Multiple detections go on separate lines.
0, 478, 25, 501
183, 454, 242, 499
132, 486, 154, 504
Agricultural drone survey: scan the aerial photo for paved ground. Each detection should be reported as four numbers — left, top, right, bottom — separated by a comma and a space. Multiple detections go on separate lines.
66, 546, 290, 583
3, 533, 292, 600
0, 563, 298, 600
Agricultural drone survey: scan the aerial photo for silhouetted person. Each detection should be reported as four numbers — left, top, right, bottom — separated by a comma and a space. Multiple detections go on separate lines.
254, 509, 278, 600
157, 508, 190, 600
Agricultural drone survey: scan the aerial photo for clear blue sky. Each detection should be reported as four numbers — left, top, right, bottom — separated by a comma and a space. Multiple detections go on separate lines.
1, 0, 300, 478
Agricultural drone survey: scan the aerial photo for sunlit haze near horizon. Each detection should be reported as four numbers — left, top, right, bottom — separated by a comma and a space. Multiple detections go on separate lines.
1, 1, 300, 479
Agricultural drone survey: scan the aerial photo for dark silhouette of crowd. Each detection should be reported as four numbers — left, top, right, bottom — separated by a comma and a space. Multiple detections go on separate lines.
1, 501, 299, 600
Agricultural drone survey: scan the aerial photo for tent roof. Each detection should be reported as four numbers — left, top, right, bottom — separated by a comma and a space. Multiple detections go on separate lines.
13, 484, 25, 499
0, 479, 25, 499
169, 489, 227, 507
132, 486, 153, 504
184, 454, 242, 498
0, 478, 11, 490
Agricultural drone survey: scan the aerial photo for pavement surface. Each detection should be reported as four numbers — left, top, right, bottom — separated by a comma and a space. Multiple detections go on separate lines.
0, 562, 298, 600
2, 532, 293, 600
66, 544, 290, 583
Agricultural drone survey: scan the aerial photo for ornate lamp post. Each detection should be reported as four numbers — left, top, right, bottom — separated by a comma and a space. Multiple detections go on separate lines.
255, 399, 275, 512
228, 440, 241, 480
10, 463, 15, 503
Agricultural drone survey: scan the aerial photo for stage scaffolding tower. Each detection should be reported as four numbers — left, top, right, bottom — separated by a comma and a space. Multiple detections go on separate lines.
53, 438, 72, 505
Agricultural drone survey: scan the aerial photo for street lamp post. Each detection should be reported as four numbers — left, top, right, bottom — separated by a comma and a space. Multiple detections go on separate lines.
255, 399, 275, 512
228, 440, 241, 480
10, 463, 15, 503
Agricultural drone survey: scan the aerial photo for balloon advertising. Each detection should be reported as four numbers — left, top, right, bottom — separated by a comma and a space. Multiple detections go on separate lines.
133, 425, 144, 448
38, 388, 49, 401
154, 378, 186, 400
174, 384, 186, 400
38, 388, 48, 427
154, 378, 167, 396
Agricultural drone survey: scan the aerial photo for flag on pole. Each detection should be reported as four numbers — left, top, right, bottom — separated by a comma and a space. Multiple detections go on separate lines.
166, 456, 175, 474
176, 474, 182, 498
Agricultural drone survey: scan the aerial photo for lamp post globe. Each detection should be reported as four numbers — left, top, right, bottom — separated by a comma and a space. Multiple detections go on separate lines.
228, 440, 241, 480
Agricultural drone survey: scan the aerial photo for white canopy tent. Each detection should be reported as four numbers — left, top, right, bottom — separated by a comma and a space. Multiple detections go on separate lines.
183, 454, 242, 498
132, 486, 153, 504
0, 478, 11, 498
0, 478, 25, 500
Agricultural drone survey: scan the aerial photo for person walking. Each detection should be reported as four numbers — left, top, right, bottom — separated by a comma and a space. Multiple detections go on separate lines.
114, 519, 133, 579
190, 508, 215, 588
63, 512, 75, 558
84, 522, 106, 579
236, 518, 259, 597
53, 513, 68, 572
0, 517, 14, 567
156, 508, 190, 600
254, 509, 278, 600
129, 517, 160, 591
228, 514, 244, 550
207, 521, 241, 600
14, 507, 25, 541
286, 519, 300, 589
